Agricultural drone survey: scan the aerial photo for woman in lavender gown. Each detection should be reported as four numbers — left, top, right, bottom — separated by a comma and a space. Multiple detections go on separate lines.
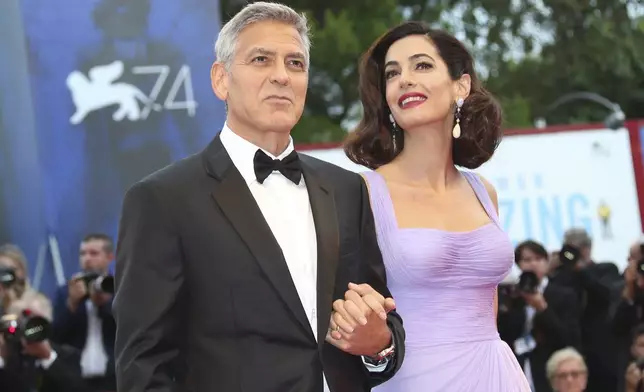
343, 22, 531, 391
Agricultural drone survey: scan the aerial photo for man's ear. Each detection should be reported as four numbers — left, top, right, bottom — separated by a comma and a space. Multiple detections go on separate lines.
210, 62, 229, 101
454, 73, 472, 99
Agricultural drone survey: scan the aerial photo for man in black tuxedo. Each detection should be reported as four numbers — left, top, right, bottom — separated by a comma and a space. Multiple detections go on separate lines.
550, 228, 621, 392
112, 3, 405, 392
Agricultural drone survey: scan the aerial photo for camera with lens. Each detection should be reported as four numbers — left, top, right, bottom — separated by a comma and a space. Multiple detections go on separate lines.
559, 243, 581, 268
1, 309, 50, 343
76, 271, 115, 294
518, 271, 540, 294
0, 266, 17, 288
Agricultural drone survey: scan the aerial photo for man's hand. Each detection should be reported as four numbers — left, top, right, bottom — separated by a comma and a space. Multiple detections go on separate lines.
22, 339, 52, 360
625, 362, 643, 392
67, 274, 88, 312
325, 283, 395, 357
89, 284, 112, 307
521, 292, 547, 312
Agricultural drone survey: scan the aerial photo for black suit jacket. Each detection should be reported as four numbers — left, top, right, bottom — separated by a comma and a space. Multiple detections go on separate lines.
498, 282, 581, 392
113, 135, 405, 392
551, 262, 621, 389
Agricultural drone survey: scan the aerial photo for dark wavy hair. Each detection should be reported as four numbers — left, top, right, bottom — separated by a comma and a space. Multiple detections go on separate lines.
514, 240, 548, 265
344, 21, 503, 170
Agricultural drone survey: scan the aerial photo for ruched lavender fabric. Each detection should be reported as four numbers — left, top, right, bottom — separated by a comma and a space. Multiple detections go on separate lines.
363, 170, 531, 392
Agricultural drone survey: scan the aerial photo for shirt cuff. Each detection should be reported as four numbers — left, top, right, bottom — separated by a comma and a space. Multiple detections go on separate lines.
361, 355, 390, 372
38, 350, 58, 370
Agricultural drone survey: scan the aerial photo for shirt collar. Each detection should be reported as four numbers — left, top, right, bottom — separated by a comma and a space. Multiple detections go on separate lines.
219, 122, 295, 185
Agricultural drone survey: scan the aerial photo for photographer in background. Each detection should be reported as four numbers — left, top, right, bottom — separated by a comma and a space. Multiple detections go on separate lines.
614, 237, 644, 334
498, 240, 581, 392
550, 228, 621, 392
623, 324, 644, 392
0, 298, 87, 391
613, 236, 644, 392
52, 234, 115, 392
0, 244, 52, 320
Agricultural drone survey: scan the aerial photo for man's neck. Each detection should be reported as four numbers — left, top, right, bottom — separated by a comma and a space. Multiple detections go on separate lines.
226, 119, 291, 157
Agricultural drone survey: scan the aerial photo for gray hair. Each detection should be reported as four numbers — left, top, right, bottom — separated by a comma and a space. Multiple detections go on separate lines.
564, 228, 592, 249
0, 243, 28, 273
546, 347, 587, 383
214, 2, 311, 69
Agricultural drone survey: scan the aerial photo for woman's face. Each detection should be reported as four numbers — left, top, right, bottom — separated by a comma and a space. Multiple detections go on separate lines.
553, 358, 587, 392
383, 35, 468, 133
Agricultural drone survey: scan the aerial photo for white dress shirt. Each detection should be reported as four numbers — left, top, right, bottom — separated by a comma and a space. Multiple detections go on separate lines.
220, 124, 385, 392
515, 277, 549, 391
80, 300, 109, 377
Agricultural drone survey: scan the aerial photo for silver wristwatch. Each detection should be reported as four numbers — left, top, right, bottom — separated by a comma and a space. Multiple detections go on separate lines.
364, 339, 396, 365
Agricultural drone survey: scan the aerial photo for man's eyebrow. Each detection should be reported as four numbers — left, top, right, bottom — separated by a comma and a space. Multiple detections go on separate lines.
286, 52, 306, 60
247, 47, 276, 57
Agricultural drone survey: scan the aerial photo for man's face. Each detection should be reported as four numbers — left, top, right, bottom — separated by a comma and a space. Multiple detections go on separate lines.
517, 249, 549, 281
632, 334, 644, 359
211, 20, 308, 136
79, 240, 113, 272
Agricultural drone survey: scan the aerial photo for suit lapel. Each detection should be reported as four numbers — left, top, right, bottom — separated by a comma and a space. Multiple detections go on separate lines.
204, 135, 314, 338
300, 158, 340, 347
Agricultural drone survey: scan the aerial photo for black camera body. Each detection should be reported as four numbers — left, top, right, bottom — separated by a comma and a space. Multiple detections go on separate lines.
77, 271, 115, 294
559, 243, 581, 267
518, 271, 540, 294
0, 309, 50, 343
0, 266, 17, 288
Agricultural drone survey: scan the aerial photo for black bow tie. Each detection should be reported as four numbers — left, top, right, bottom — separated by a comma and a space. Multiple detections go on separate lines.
253, 149, 302, 185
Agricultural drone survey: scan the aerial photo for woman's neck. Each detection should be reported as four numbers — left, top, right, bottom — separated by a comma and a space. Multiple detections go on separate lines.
389, 124, 458, 192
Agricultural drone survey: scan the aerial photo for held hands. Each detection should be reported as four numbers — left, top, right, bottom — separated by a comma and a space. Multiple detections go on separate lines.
325, 282, 396, 357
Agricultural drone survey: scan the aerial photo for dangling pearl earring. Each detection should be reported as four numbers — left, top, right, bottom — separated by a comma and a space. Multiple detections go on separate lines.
389, 113, 398, 151
453, 98, 464, 139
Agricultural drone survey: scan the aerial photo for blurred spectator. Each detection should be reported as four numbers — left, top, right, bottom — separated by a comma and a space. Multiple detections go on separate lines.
546, 347, 588, 392
0, 244, 52, 320
0, 265, 87, 392
550, 228, 621, 392
549, 251, 562, 274
614, 236, 644, 333
623, 324, 644, 392
499, 240, 581, 392
52, 234, 115, 392
613, 236, 644, 392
